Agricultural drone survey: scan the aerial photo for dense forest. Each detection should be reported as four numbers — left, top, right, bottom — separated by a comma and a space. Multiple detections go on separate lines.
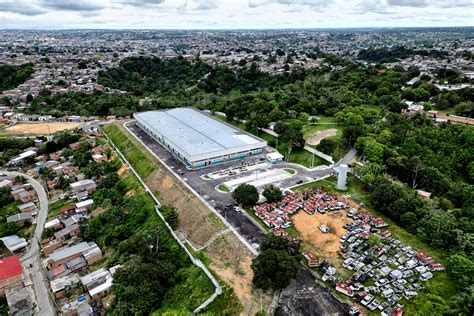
0, 63, 34, 92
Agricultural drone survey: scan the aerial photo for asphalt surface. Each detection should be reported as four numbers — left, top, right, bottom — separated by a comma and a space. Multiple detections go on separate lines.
1, 171, 56, 316
126, 121, 354, 314
275, 267, 351, 316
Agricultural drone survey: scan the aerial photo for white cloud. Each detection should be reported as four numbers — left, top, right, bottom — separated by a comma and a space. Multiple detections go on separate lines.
0, 0, 471, 29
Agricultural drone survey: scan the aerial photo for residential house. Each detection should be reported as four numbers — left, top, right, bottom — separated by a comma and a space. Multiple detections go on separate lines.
0, 236, 28, 253
50, 274, 81, 298
44, 218, 62, 230
69, 142, 82, 151
18, 202, 36, 213
54, 224, 80, 241
6, 212, 34, 226
70, 180, 96, 194
0, 256, 23, 296
47, 242, 101, 269
75, 199, 94, 210
92, 154, 106, 163
0, 179, 13, 188
5, 284, 32, 315
80, 266, 120, 301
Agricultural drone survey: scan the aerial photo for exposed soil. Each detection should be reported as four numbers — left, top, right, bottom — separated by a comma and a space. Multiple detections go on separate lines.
307, 128, 338, 146
292, 210, 352, 267
4, 122, 82, 134
145, 169, 220, 246
205, 233, 273, 316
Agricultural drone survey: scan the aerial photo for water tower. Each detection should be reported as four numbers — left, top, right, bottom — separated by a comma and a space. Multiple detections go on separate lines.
336, 164, 349, 191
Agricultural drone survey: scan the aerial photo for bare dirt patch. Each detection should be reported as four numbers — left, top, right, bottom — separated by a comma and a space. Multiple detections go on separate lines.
205, 233, 273, 316
306, 128, 337, 146
4, 122, 82, 135
292, 210, 352, 267
145, 168, 222, 247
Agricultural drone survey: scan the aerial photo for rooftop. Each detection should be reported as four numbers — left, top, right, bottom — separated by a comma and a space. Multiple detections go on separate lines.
0, 255, 23, 280
134, 108, 266, 161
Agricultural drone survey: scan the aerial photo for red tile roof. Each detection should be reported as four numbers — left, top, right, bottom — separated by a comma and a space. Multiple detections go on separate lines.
0, 255, 23, 280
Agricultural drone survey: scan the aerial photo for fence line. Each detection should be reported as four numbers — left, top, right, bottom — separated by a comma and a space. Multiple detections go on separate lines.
104, 131, 222, 314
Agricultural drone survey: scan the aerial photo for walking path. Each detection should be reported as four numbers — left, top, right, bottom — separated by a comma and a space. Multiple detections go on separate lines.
1, 171, 56, 316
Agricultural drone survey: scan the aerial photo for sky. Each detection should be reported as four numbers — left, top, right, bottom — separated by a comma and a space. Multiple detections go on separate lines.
0, 0, 472, 29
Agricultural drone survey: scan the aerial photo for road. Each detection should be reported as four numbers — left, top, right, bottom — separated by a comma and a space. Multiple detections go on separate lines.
1, 171, 56, 316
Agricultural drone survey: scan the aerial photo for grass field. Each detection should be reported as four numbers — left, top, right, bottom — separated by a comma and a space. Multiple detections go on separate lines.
292, 175, 458, 315
103, 123, 158, 178
213, 115, 330, 168
48, 199, 74, 219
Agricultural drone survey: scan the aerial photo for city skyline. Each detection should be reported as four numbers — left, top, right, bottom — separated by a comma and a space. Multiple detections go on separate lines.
0, 0, 473, 30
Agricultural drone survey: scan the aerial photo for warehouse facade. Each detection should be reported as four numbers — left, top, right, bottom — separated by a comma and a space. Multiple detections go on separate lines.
134, 108, 267, 170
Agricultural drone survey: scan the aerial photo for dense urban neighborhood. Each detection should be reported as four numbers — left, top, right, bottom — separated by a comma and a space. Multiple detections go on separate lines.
0, 23, 473, 316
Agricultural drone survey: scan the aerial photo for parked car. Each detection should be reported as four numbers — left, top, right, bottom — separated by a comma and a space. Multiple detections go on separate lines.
361, 294, 373, 306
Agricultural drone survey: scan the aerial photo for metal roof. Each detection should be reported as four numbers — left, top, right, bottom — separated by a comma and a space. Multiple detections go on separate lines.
134, 108, 266, 162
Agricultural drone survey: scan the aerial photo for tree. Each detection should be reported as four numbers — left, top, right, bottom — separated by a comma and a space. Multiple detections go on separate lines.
280, 126, 305, 155
232, 184, 259, 206
447, 253, 474, 288
449, 285, 474, 315
409, 156, 425, 189
252, 235, 299, 290
160, 205, 179, 229
14, 175, 27, 184
316, 138, 336, 155
273, 121, 287, 135
0, 187, 13, 208
262, 185, 283, 203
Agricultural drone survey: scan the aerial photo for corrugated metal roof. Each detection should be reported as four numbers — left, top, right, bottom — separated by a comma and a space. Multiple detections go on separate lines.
134, 108, 266, 162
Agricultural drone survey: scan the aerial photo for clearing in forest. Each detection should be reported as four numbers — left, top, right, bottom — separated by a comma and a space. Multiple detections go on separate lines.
306, 128, 338, 146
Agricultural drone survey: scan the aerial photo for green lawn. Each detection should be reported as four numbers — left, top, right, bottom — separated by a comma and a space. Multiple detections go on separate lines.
48, 199, 73, 219
284, 168, 296, 175
315, 116, 338, 124
292, 174, 458, 314
103, 123, 157, 179
0, 201, 21, 219
217, 184, 230, 193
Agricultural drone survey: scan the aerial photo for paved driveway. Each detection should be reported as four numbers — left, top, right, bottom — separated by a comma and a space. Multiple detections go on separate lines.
1, 171, 56, 315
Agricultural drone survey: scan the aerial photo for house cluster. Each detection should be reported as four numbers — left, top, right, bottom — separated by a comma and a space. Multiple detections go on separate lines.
253, 188, 348, 235
0, 174, 39, 253
33, 135, 105, 191
0, 255, 33, 315
316, 208, 445, 315
41, 198, 118, 314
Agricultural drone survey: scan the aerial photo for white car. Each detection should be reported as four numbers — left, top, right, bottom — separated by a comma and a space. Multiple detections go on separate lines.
368, 299, 380, 311
361, 294, 373, 306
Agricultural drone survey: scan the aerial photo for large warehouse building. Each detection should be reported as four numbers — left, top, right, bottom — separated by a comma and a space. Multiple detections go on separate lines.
134, 108, 267, 170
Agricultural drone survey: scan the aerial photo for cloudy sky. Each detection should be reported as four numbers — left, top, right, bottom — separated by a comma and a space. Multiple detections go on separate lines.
0, 0, 472, 29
